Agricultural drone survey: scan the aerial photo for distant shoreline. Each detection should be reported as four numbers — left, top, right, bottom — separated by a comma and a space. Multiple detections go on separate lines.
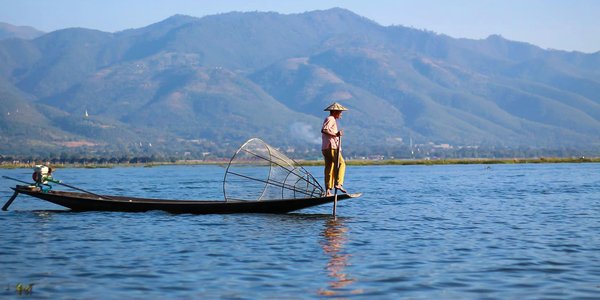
1, 157, 598, 169
301, 156, 600, 166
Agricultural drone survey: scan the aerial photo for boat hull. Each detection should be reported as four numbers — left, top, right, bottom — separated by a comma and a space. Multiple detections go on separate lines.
12, 186, 361, 214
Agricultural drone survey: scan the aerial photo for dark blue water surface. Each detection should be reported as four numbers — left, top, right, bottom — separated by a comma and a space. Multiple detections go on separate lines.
1, 163, 600, 299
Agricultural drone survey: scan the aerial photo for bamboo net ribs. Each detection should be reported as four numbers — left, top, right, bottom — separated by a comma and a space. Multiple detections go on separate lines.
223, 138, 324, 201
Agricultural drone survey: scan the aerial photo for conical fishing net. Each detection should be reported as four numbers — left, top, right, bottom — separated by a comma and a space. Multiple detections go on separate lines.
223, 138, 324, 201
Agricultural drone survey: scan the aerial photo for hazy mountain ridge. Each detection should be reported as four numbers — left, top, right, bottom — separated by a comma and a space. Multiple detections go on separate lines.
0, 8, 599, 158
0, 22, 45, 40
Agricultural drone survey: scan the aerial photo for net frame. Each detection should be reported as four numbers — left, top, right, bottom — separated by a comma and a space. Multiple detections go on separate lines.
223, 138, 324, 201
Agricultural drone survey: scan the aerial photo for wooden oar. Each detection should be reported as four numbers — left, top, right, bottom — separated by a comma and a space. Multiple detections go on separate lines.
1, 175, 31, 211
2, 175, 115, 201
53, 181, 116, 201
333, 136, 342, 217
2, 175, 31, 185
2, 191, 20, 211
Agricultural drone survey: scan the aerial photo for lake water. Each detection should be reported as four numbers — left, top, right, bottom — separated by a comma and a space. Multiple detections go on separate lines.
1, 163, 600, 299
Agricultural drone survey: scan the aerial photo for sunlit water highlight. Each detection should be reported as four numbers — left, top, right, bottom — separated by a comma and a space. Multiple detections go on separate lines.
1, 163, 600, 299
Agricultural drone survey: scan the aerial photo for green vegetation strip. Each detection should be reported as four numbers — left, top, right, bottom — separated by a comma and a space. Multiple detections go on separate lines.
297, 157, 599, 166
4, 157, 598, 169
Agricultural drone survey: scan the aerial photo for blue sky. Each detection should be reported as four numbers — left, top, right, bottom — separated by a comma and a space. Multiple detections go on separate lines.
1, 0, 598, 53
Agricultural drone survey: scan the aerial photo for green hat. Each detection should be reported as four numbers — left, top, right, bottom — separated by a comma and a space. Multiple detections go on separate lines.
323, 102, 348, 111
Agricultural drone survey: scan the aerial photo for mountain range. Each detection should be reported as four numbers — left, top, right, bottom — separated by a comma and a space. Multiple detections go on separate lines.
1, 8, 599, 159
0, 22, 45, 40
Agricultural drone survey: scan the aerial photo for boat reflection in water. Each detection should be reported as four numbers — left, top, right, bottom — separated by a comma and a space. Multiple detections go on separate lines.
318, 217, 363, 296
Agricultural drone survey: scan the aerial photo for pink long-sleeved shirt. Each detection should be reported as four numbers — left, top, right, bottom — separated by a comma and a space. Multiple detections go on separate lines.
321, 115, 340, 150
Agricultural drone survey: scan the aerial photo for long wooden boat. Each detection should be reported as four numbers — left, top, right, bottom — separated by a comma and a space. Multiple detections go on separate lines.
10, 185, 361, 214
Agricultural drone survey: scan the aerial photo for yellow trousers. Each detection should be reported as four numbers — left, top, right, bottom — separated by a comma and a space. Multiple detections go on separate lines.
322, 149, 345, 190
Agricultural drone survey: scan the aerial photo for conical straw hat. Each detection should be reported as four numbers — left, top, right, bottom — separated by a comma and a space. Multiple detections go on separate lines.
323, 102, 348, 111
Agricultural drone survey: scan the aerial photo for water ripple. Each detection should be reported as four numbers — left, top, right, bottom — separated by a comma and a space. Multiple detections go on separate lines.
1, 164, 600, 298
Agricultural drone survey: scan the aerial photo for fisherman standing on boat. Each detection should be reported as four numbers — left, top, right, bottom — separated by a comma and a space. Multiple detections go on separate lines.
321, 102, 348, 197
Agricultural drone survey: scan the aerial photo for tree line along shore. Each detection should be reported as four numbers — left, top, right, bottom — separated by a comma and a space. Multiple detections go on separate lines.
0, 157, 598, 169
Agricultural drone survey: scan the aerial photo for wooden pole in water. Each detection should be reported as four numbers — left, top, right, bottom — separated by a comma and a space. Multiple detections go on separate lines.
1, 175, 30, 211
2, 191, 20, 211
333, 136, 342, 217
